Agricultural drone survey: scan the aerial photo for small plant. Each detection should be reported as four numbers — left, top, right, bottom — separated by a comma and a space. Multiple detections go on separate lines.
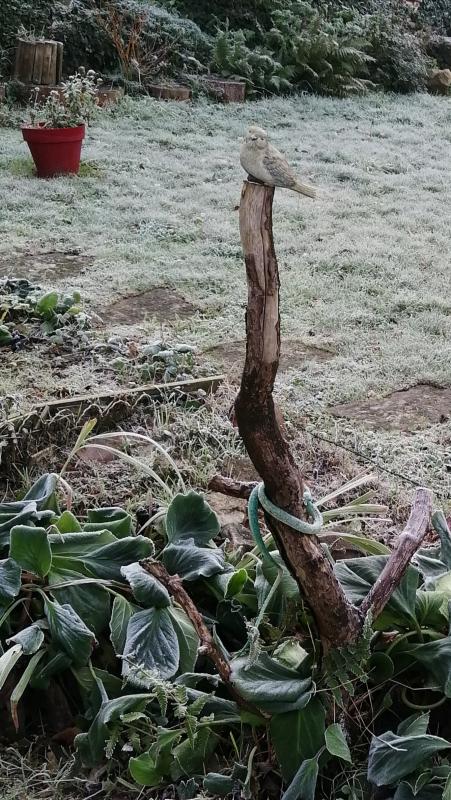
28, 67, 100, 129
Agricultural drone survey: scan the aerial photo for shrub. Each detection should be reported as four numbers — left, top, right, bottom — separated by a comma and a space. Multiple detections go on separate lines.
0, 0, 54, 72
418, 0, 451, 35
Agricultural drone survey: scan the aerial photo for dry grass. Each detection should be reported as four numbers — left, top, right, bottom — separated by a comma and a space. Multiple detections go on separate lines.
1, 92, 450, 501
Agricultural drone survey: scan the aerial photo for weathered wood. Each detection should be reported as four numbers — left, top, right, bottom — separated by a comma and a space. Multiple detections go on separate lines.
361, 487, 432, 619
55, 42, 64, 84
205, 77, 246, 103
32, 43, 45, 84
234, 181, 362, 649
14, 39, 61, 86
147, 84, 191, 101
208, 474, 257, 499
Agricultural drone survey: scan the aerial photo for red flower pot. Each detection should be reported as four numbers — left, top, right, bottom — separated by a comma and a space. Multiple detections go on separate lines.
21, 124, 85, 178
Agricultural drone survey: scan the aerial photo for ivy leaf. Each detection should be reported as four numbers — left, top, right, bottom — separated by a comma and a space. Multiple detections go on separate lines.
368, 732, 450, 786
270, 698, 325, 781
168, 606, 199, 674
121, 563, 170, 608
166, 492, 219, 546
325, 723, 352, 763
0, 558, 21, 602
231, 654, 313, 713
122, 607, 179, 685
163, 539, 225, 581
109, 595, 133, 655
281, 754, 320, 800
44, 598, 97, 667
10, 526, 52, 577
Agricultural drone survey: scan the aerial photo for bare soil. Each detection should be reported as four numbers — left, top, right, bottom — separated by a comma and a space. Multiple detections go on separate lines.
330, 383, 451, 432
103, 287, 198, 326
0, 250, 91, 281
204, 338, 334, 382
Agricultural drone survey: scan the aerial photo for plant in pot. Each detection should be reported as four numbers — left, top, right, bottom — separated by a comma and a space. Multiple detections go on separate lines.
22, 68, 100, 178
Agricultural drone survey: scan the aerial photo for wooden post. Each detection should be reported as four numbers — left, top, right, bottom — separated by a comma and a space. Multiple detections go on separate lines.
234, 181, 362, 649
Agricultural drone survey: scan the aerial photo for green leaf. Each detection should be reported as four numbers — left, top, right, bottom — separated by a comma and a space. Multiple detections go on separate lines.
121, 563, 170, 608
368, 651, 394, 684
335, 556, 419, 628
44, 598, 97, 666
129, 752, 164, 787
415, 591, 448, 627
171, 727, 219, 780
163, 539, 225, 581
55, 511, 82, 533
36, 291, 58, 315
398, 638, 451, 698
85, 507, 132, 538
122, 607, 179, 685
109, 595, 133, 655
270, 698, 326, 781
48, 567, 111, 635
169, 606, 199, 674
29, 650, 72, 690
432, 511, 451, 568
51, 536, 153, 580
203, 773, 235, 795
10, 526, 52, 577
230, 653, 313, 713
325, 723, 352, 763
273, 640, 309, 671
7, 623, 45, 655
10, 650, 45, 730
166, 492, 220, 546
398, 713, 430, 737
0, 644, 23, 690
23, 473, 59, 511
368, 732, 450, 786
282, 754, 320, 800
0, 558, 21, 601
75, 694, 150, 766
443, 771, 451, 800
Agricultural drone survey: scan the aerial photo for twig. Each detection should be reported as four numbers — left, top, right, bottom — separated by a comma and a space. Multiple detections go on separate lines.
208, 474, 257, 499
361, 487, 433, 619
140, 560, 263, 716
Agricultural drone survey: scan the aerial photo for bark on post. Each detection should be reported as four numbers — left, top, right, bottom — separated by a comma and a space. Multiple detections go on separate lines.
234, 180, 362, 649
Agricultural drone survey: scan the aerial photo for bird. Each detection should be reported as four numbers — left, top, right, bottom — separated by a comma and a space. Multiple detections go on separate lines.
240, 125, 316, 198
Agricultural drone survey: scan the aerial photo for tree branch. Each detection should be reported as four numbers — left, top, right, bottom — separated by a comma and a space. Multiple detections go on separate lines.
234, 181, 361, 649
361, 487, 433, 619
208, 474, 256, 499
140, 560, 262, 715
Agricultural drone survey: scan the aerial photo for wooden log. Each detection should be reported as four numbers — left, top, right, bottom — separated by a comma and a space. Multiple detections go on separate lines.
32, 43, 45, 84
14, 40, 36, 83
205, 77, 246, 103
95, 87, 124, 107
147, 84, 191, 101
41, 41, 57, 86
234, 180, 362, 649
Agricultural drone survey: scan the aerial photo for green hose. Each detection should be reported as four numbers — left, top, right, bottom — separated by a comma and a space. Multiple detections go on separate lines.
248, 482, 323, 567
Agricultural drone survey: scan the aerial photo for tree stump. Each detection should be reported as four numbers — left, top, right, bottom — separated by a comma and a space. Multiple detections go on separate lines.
205, 77, 246, 103
147, 84, 191, 101
14, 39, 63, 86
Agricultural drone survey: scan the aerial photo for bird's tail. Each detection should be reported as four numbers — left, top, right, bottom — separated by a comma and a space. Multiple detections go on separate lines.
293, 180, 316, 199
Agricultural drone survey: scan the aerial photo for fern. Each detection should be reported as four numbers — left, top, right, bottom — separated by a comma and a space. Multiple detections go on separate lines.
323, 613, 373, 703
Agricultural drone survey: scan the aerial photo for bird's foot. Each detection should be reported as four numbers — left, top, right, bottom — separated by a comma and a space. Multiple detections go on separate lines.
246, 174, 266, 186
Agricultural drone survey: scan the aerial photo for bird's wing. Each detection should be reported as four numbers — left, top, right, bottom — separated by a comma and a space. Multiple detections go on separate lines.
263, 146, 296, 187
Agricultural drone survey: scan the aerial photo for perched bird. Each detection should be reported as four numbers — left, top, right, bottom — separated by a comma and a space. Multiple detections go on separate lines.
240, 125, 316, 198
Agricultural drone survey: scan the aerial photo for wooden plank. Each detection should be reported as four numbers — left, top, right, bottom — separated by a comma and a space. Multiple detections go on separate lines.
3, 375, 225, 427
32, 43, 45, 84
41, 42, 57, 85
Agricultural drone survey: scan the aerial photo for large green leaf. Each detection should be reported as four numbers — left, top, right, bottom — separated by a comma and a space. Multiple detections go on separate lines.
51, 536, 153, 580
129, 727, 182, 787
166, 492, 220, 546
48, 567, 111, 635
397, 713, 430, 737
0, 475, 58, 548
398, 638, 451, 697
7, 623, 45, 655
44, 598, 97, 667
55, 511, 82, 533
334, 556, 419, 628
10, 526, 52, 577
281, 754, 320, 800
129, 752, 164, 787
75, 694, 150, 766
109, 594, 134, 655
325, 723, 352, 763
85, 507, 132, 538
163, 539, 225, 581
367, 732, 450, 786
0, 558, 21, 601
270, 698, 326, 781
169, 606, 199, 674
48, 530, 117, 555
121, 563, 170, 608
0, 644, 23, 690
231, 654, 313, 713
432, 511, 451, 568
122, 607, 179, 685
22, 473, 59, 511
414, 591, 448, 628
171, 727, 219, 780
